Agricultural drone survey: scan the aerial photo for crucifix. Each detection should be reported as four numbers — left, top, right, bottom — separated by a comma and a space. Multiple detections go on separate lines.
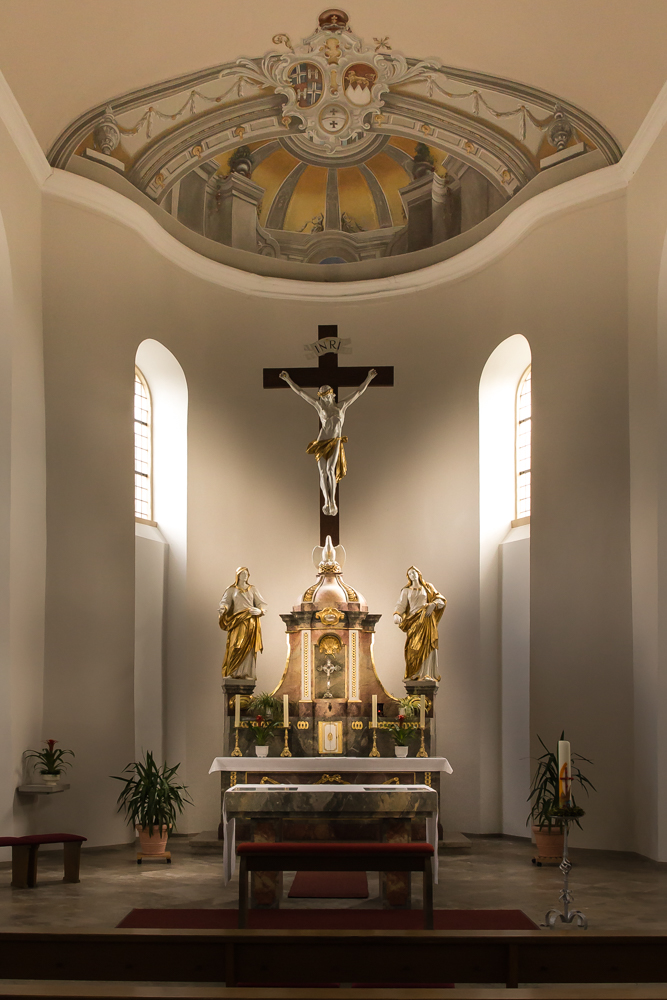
263, 325, 394, 545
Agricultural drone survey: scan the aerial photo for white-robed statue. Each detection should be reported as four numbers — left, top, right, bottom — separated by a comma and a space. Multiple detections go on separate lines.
218, 567, 267, 679
393, 566, 447, 681
279, 369, 377, 516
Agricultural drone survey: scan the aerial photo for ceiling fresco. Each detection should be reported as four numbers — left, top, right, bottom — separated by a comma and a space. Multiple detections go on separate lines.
49, 7, 622, 281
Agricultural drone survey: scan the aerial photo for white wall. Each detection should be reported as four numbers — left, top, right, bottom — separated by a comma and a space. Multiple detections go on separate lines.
627, 94, 667, 861
134, 523, 167, 762
479, 335, 531, 833
500, 524, 530, 838
0, 109, 46, 853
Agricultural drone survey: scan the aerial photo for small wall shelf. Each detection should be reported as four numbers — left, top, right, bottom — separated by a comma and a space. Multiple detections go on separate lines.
17, 783, 70, 795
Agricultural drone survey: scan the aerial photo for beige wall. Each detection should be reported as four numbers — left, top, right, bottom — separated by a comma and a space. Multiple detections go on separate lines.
41, 181, 634, 848
627, 112, 667, 860
0, 116, 46, 845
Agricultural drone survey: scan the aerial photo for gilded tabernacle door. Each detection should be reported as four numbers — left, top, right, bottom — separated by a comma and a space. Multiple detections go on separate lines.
314, 634, 346, 700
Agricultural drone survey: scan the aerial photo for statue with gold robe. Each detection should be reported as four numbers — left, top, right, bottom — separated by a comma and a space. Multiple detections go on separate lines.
393, 566, 446, 681
218, 567, 267, 679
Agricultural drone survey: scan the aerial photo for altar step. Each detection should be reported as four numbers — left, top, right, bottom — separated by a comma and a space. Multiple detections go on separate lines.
189, 831, 224, 852
188, 830, 471, 852
440, 831, 471, 850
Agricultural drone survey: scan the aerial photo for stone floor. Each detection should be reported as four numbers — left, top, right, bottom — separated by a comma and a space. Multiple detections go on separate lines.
0, 834, 664, 932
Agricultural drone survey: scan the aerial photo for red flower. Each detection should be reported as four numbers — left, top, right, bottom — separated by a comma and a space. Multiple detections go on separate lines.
397, 715, 405, 722
256, 714, 264, 722
46, 740, 57, 751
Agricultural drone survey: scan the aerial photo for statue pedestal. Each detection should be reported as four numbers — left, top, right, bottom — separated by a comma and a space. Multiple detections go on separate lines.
221, 675, 256, 757
404, 678, 439, 753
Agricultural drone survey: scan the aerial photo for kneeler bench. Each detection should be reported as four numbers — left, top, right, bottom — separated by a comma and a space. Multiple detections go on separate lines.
0, 833, 87, 888
236, 841, 434, 929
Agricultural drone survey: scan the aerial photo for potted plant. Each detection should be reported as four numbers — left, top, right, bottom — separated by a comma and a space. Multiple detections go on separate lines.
249, 692, 282, 720
247, 714, 281, 756
528, 733, 594, 860
112, 751, 193, 856
25, 739, 74, 785
387, 714, 416, 757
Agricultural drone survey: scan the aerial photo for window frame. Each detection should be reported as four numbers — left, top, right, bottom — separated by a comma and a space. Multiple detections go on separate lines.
513, 363, 531, 526
134, 366, 156, 526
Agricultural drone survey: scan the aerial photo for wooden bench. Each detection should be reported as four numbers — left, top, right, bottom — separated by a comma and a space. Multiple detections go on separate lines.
236, 841, 434, 929
0, 833, 87, 888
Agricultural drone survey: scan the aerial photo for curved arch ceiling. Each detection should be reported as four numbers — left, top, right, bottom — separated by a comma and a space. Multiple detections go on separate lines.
47, 7, 621, 282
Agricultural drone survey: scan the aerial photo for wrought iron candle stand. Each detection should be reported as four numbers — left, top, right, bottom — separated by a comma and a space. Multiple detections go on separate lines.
543, 807, 587, 929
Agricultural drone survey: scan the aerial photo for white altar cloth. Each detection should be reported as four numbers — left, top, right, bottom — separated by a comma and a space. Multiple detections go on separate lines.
222, 783, 439, 885
209, 755, 452, 774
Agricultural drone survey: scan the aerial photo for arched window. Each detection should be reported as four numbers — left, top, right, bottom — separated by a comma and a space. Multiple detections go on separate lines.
134, 367, 152, 521
516, 365, 531, 520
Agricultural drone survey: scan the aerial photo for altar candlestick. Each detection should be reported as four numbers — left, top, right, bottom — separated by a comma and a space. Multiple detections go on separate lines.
420, 695, 426, 729
234, 694, 240, 729
283, 694, 289, 727
372, 695, 378, 729
558, 739, 571, 806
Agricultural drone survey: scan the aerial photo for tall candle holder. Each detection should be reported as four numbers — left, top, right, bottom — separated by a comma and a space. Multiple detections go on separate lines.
369, 728, 380, 757
280, 724, 292, 758
543, 807, 587, 929
231, 727, 243, 758
416, 725, 428, 758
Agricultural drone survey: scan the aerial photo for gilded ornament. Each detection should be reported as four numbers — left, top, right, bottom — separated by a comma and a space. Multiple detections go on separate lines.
316, 606, 345, 626
297, 720, 309, 730
272, 33, 294, 52
191, 144, 203, 158
319, 634, 342, 655
420, 123, 434, 135
315, 773, 350, 784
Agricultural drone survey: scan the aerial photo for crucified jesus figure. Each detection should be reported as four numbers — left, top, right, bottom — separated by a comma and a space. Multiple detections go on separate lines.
279, 369, 377, 516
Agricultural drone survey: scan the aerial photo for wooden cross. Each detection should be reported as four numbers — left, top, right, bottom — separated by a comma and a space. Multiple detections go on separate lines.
263, 324, 394, 545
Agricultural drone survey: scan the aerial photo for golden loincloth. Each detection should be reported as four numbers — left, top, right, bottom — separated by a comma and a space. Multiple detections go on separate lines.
306, 435, 348, 482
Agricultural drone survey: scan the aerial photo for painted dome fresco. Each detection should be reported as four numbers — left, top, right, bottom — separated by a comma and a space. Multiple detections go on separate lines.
50, 7, 621, 281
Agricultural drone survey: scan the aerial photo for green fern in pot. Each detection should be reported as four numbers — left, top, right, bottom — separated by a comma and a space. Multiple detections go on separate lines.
112, 751, 193, 856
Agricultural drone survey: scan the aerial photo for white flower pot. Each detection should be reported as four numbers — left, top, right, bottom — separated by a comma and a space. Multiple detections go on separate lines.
41, 773, 60, 786
394, 746, 409, 758
255, 745, 269, 757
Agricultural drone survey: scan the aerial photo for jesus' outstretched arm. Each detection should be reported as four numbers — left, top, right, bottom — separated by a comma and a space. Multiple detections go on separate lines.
340, 369, 377, 413
279, 371, 320, 410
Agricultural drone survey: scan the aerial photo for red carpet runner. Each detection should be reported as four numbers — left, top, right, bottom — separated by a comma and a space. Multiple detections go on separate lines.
288, 870, 369, 897
118, 907, 537, 929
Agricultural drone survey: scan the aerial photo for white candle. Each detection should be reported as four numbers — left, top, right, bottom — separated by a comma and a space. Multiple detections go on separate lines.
234, 694, 240, 728
420, 695, 426, 729
283, 694, 289, 727
371, 694, 378, 729
558, 739, 571, 806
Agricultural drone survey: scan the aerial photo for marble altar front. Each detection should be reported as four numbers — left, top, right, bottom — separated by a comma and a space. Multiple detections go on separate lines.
222, 783, 438, 909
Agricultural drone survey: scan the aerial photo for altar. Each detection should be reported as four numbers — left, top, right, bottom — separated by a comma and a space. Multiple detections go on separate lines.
211, 753, 452, 836
222, 782, 439, 909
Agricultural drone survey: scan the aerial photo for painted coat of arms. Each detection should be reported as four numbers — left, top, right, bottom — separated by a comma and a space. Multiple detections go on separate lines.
233, 7, 429, 154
